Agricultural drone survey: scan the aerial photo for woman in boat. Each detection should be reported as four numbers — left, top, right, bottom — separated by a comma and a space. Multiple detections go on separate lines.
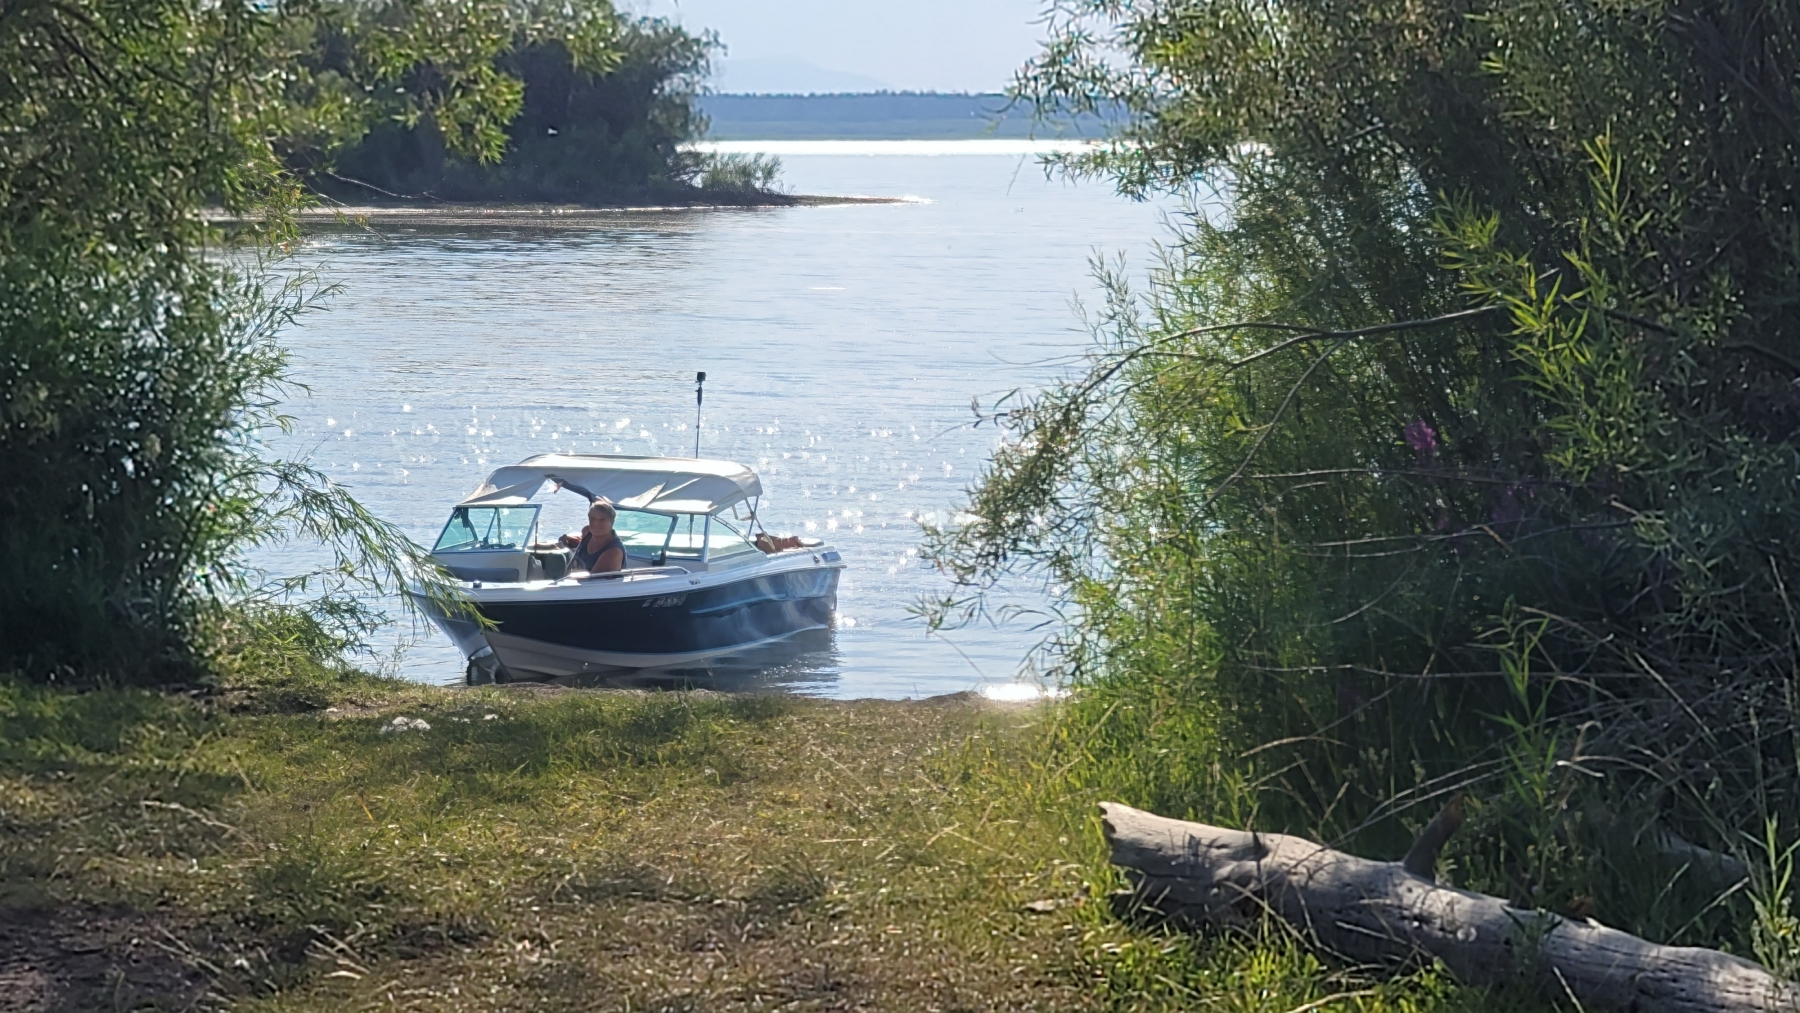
560, 498, 626, 573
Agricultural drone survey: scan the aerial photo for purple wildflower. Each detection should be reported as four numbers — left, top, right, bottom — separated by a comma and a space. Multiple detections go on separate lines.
1404, 418, 1439, 461
1490, 486, 1522, 526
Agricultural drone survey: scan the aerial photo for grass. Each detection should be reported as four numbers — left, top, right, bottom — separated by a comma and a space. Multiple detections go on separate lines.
0, 670, 1544, 1012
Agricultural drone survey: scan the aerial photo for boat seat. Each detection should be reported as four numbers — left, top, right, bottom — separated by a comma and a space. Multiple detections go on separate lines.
530, 546, 573, 580
525, 547, 660, 579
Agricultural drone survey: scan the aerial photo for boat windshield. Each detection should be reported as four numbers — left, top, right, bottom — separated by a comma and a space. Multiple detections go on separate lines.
663, 514, 707, 560
613, 509, 676, 556
660, 515, 761, 563
704, 516, 761, 562
433, 505, 539, 553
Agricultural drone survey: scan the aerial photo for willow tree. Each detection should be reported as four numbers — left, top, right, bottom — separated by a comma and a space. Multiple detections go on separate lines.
933, 0, 1800, 950
0, 1, 535, 679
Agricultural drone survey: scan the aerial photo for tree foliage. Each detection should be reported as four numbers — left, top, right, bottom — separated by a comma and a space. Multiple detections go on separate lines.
275, 1, 742, 204
0, 0, 476, 679
934, 0, 1800, 947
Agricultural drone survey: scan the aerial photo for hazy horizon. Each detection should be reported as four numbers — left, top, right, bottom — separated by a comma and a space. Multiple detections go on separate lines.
629, 0, 1048, 94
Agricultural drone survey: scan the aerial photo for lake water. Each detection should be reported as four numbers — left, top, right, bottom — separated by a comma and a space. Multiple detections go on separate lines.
267, 141, 1180, 698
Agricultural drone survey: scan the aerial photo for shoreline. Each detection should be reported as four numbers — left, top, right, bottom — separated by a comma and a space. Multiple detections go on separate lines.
208, 194, 917, 230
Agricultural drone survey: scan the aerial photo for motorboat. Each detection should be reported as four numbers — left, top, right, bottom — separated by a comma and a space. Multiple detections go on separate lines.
411, 453, 844, 682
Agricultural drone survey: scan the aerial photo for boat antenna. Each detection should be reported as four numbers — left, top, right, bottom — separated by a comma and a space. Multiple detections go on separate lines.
693, 371, 705, 458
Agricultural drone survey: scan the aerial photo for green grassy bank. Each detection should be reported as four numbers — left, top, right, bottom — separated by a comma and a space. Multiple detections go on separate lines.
0, 673, 1525, 1013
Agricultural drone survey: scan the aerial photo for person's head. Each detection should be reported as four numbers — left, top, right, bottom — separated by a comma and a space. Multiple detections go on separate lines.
587, 498, 617, 535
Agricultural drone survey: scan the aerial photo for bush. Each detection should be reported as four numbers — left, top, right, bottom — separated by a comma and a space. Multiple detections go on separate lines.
1, 2, 282, 675
931, 0, 1800, 954
689, 153, 784, 195
0, 2, 456, 681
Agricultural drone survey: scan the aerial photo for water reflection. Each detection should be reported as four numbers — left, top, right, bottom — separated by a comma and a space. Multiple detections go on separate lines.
261, 149, 1184, 697
552, 627, 842, 695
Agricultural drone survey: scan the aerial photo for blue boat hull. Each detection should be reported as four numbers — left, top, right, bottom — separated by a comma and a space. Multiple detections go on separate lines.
425, 565, 841, 679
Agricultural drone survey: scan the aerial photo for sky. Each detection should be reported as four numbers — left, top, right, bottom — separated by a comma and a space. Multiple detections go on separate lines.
629, 0, 1050, 94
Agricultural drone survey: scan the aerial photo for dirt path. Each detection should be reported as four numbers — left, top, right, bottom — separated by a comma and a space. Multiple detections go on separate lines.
0, 907, 208, 1013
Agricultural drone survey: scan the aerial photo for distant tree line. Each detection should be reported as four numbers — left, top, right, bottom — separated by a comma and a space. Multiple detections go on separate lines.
697, 92, 1123, 141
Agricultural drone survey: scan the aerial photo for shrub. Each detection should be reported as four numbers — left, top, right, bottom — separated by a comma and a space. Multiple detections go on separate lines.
0, 2, 457, 680
931, 0, 1800, 952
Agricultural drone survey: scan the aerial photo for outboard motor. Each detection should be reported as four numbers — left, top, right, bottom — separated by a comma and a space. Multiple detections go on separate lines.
465, 646, 509, 685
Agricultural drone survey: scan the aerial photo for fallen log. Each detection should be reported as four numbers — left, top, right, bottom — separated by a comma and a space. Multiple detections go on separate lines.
1100, 801, 1797, 1013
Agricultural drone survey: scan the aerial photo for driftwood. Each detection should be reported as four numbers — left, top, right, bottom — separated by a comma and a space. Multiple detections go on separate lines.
1101, 801, 1798, 1013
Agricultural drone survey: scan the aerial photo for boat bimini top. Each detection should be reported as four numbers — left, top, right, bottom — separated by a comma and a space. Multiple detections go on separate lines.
458, 453, 762, 515
430, 453, 785, 584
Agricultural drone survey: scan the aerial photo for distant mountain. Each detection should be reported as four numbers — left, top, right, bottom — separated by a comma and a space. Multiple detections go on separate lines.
712, 56, 891, 95
697, 92, 1119, 141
